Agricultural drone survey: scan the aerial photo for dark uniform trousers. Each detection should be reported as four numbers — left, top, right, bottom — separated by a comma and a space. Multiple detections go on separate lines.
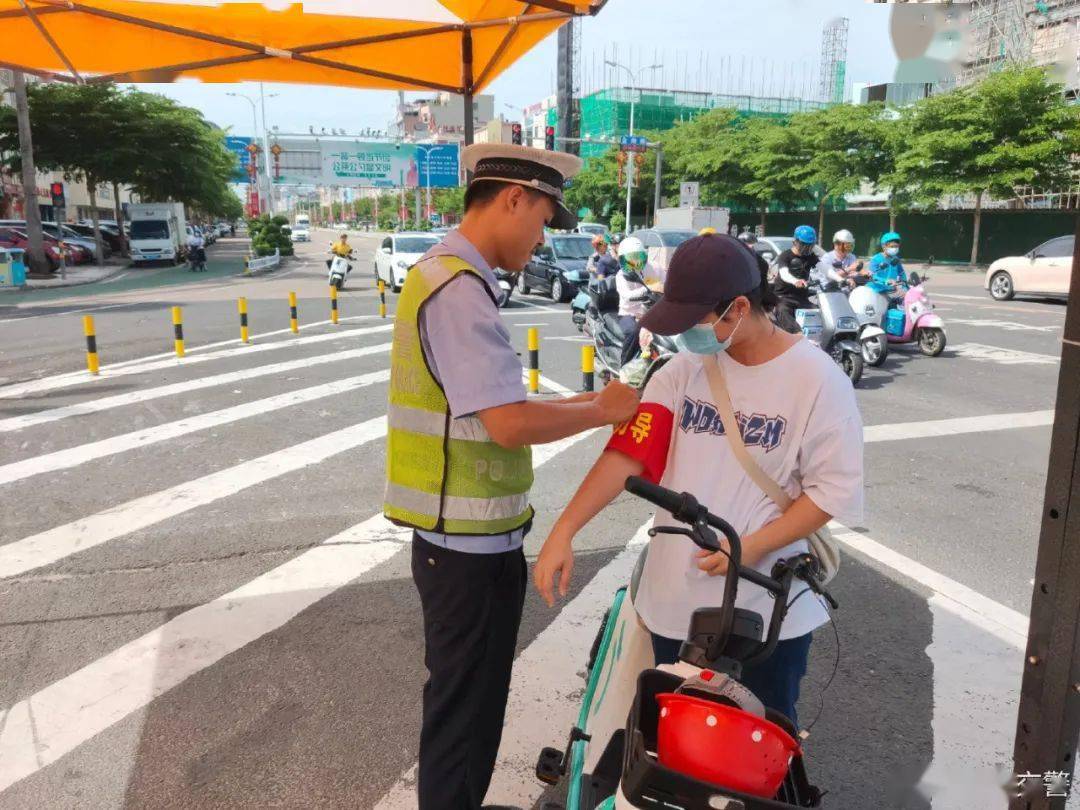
411, 533, 527, 810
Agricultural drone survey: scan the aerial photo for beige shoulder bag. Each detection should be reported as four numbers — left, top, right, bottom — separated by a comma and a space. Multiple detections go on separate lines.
701, 355, 840, 584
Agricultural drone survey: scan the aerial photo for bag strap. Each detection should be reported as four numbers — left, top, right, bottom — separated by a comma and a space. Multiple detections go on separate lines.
701, 355, 794, 512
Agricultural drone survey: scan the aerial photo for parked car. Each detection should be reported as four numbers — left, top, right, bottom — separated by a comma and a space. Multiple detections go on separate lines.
68, 223, 125, 254
518, 232, 595, 302
217, 222, 231, 237
374, 232, 439, 292
632, 228, 697, 275
986, 235, 1074, 301
41, 222, 110, 260
0, 227, 65, 270
575, 222, 609, 238
755, 236, 793, 267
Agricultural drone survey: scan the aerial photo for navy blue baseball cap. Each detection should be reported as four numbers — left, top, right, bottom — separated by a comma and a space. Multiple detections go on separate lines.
639, 233, 761, 335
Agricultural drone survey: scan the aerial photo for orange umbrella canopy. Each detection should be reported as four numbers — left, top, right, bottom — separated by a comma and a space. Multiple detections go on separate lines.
0, 0, 604, 92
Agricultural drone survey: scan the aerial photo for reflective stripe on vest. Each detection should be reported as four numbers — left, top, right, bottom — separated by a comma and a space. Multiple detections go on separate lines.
383, 254, 534, 535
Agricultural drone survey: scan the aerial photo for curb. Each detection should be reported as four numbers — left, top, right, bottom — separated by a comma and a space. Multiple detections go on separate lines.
4, 264, 130, 292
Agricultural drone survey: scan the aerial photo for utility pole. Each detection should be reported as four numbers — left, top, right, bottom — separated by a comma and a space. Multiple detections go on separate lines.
12, 71, 47, 276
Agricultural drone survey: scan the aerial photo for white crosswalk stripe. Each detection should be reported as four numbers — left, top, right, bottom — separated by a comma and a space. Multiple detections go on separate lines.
0, 370, 390, 485
0, 342, 391, 433
0, 417, 388, 579
0, 322, 392, 400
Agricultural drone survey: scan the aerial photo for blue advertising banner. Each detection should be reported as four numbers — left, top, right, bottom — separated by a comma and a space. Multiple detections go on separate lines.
414, 144, 461, 189
225, 136, 254, 183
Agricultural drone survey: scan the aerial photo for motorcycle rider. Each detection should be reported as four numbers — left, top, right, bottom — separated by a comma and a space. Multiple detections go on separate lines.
588, 233, 620, 281
185, 228, 206, 272
868, 231, 908, 299
327, 232, 352, 271
616, 236, 663, 368
815, 229, 868, 288
772, 225, 820, 333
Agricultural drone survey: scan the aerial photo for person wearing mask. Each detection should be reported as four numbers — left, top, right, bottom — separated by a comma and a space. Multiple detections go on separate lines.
772, 225, 820, 332
615, 236, 663, 368
586, 234, 606, 277
384, 143, 639, 810
814, 229, 868, 288
868, 231, 908, 299
533, 232, 864, 726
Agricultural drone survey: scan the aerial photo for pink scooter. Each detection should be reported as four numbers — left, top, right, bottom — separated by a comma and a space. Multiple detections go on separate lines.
849, 271, 947, 361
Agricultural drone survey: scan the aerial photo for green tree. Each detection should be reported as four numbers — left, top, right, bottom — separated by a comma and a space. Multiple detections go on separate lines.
564, 138, 660, 229
894, 66, 1080, 264
432, 186, 465, 222
742, 117, 817, 231
803, 102, 893, 237
664, 109, 760, 220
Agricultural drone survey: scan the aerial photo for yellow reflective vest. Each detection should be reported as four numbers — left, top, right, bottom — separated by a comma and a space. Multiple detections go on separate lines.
383, 255, 534, 535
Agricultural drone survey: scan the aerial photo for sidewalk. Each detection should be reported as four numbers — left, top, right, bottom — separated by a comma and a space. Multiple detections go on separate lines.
21, 260, 129, 290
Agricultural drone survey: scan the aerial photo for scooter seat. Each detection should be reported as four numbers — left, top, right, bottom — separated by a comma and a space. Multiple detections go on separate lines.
602, 314, 626, 340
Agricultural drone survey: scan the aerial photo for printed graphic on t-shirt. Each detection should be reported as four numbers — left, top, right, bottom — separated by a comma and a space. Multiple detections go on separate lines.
678, 396, 787, 452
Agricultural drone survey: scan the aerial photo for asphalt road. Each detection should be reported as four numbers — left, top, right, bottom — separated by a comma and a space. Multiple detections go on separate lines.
0, 228, 1071, 809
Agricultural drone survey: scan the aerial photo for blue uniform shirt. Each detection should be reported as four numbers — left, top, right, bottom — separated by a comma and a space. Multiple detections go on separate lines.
414, 229, 529, 553
868, 252, 907, 294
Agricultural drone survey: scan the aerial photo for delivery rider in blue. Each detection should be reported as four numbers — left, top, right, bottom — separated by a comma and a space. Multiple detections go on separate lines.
384, 143, 640, 810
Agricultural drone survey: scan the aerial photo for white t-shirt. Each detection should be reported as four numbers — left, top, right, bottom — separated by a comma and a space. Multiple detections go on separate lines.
634, 339, 864, 641
616, 263, 664, 319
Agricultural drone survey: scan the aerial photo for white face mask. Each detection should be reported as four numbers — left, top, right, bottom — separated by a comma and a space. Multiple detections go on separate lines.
885, 246, 900, 257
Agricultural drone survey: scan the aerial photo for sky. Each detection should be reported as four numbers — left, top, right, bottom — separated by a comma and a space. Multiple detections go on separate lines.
136, 0, 901, 139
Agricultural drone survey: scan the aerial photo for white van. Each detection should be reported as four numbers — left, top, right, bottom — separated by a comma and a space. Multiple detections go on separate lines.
128, 203, 186, 265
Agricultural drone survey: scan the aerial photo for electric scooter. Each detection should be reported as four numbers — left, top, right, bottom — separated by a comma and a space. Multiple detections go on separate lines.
848, 272, 946, 360
328, 251, 353, 290
582, 277, 677, 390
537, 477, 836, 809
187, 243, 207, 272
796, 279, 874, 386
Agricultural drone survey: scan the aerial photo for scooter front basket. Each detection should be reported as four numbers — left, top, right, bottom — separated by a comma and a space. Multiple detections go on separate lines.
620, 670, 822, 809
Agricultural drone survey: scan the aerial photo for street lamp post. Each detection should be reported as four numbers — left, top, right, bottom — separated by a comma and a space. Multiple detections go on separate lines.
228, 88, 278, 213
227, 92, 262, 214
416, 144, 448, 225
605, 61, 660, 232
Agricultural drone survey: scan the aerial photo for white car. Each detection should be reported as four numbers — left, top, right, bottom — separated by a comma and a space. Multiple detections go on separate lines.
375, 232, 440, 292
291, 227, 310, 242
985, 234, 1074, 301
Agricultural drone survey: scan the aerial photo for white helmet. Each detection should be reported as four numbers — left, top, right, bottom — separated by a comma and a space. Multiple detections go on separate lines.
833, 229, 855, 246
617, 236, 647, 272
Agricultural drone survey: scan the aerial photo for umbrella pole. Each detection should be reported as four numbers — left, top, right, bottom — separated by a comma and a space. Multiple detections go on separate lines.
462, 29, 474, 151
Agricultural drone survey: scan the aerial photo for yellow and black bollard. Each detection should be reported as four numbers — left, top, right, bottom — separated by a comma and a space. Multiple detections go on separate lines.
238, 297, 249, 343
582, 344, 595, 392
289, 291, 299, 333
83, 314, 99, 375
329, 285, 339, 325
172, 306, 185, 358
527, 327, 540, 394
378, 279, 387, 318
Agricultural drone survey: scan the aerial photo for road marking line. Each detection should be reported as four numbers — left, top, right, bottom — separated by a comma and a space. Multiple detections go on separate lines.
933, 293, 988, 301
0, 383, 596, 794
950, 342, 1060, 365
831, 527, 1028, 647
0, 323, 392, 400
949, 318, 1061, 333
0, 343, 391, 433
0, 417, 388, 580
0, 371, 390, 486
863, 409, 1055, 443
544, 335, 591, 343
376, 523, 652, 809
0, 514, 408, 794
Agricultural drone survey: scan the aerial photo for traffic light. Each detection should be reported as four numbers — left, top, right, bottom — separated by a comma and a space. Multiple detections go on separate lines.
49, 181, 64, 208
511, 122, 522, 146
544, 126, 555, 151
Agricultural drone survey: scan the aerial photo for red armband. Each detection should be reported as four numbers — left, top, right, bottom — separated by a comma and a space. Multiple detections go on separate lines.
604, 403, 675, 484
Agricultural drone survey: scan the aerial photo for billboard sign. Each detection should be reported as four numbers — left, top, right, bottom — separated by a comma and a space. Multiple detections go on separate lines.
269, 138, 460, 189
225, 136, 254, 184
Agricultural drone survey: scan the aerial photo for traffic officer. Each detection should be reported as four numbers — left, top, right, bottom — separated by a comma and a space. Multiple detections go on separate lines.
384, 143, 640, 810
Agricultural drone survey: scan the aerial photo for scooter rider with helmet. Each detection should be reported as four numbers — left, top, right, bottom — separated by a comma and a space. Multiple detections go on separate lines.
772, 224, 820, 333
816, 229, 868, 288
615, 236, 663, 368
868, 231, 908, 300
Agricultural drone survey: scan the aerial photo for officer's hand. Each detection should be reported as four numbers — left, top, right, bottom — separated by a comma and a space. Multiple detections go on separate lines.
534, 531, 575, 607
795, 279, 808, 289
595, 380, 639, 425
